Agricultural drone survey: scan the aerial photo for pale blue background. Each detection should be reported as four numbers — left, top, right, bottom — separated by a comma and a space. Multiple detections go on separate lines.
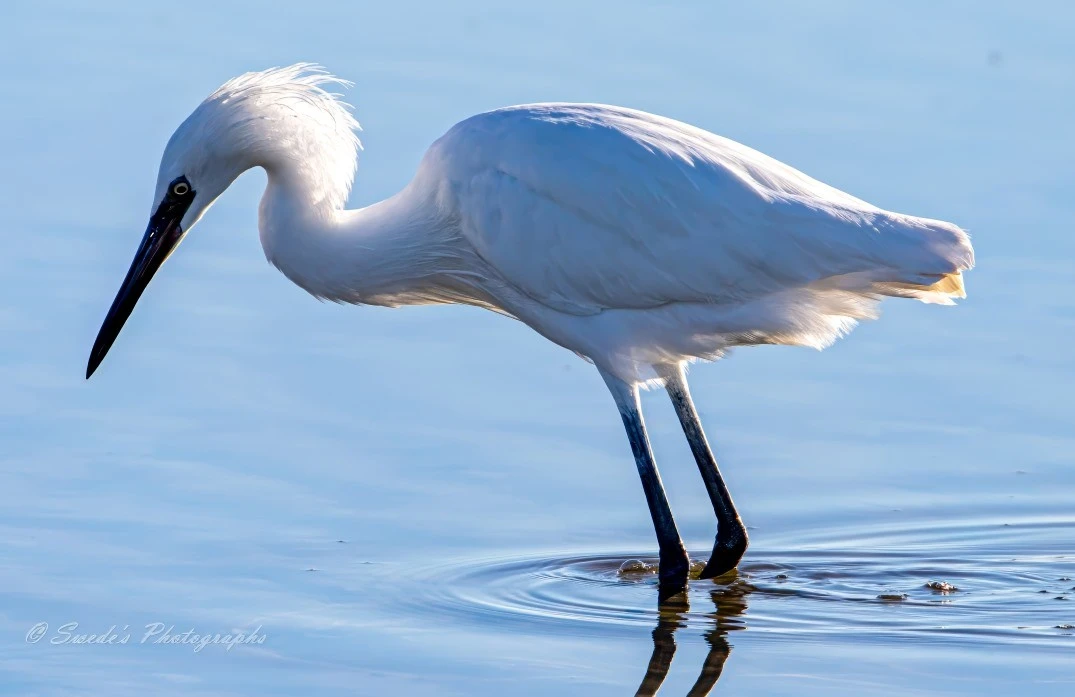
0, 1, 1072, 694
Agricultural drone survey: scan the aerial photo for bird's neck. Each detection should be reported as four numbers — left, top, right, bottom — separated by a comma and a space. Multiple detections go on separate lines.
257, 168, 477, 307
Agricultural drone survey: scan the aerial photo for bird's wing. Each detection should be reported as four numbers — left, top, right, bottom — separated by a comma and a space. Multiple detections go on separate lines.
433, 104, 971, 315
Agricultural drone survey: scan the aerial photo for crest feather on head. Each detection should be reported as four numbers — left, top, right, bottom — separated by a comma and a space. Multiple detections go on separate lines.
162, 63, 362, 208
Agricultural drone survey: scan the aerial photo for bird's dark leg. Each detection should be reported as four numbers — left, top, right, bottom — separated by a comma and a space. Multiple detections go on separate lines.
659, 364, 748, 579
600, 369, 690, 599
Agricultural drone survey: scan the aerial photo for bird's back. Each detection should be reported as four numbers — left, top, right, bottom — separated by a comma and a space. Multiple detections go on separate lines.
422, 103, 973, 320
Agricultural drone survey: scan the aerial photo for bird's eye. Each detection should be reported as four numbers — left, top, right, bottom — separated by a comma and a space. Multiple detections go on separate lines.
172, 181, 190, 196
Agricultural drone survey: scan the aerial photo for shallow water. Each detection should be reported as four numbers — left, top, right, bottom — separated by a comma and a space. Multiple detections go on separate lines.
411, 517, 1075, 642
1, 1, 1074, 695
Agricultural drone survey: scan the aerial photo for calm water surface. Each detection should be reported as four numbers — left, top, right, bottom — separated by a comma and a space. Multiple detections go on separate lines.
0, 1, 1073, 694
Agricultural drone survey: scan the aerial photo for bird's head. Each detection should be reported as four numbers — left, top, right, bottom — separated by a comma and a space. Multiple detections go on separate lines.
86, 64, 360, 378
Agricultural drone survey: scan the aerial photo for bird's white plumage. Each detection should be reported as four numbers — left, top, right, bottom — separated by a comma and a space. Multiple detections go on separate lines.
155, 65, 975, 384
155, 64, 361, 230
432, 103, 973, 316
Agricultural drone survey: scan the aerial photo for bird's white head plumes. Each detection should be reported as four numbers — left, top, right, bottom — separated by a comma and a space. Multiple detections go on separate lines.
153, 63, 362, 231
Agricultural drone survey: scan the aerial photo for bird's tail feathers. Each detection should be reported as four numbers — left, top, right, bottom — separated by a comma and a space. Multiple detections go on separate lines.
871, 271, 966, 305
816, 214, 974, 305
811, 269, 967, 306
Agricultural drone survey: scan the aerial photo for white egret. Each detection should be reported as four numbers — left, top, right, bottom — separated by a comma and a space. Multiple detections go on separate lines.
87, 65, 975, 598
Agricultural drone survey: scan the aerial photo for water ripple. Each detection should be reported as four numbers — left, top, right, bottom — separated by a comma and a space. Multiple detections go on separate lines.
406, 518, 1075, 644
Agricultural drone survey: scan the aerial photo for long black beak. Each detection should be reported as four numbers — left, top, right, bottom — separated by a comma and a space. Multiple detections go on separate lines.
86, 190, 193, 378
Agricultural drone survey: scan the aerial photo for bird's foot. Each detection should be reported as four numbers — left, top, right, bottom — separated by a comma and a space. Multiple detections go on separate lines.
698, 523, 748, 580
657, 547, 691, 600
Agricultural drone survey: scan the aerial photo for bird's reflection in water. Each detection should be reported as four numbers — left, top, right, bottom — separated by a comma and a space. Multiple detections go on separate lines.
634, 577, 751, 696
